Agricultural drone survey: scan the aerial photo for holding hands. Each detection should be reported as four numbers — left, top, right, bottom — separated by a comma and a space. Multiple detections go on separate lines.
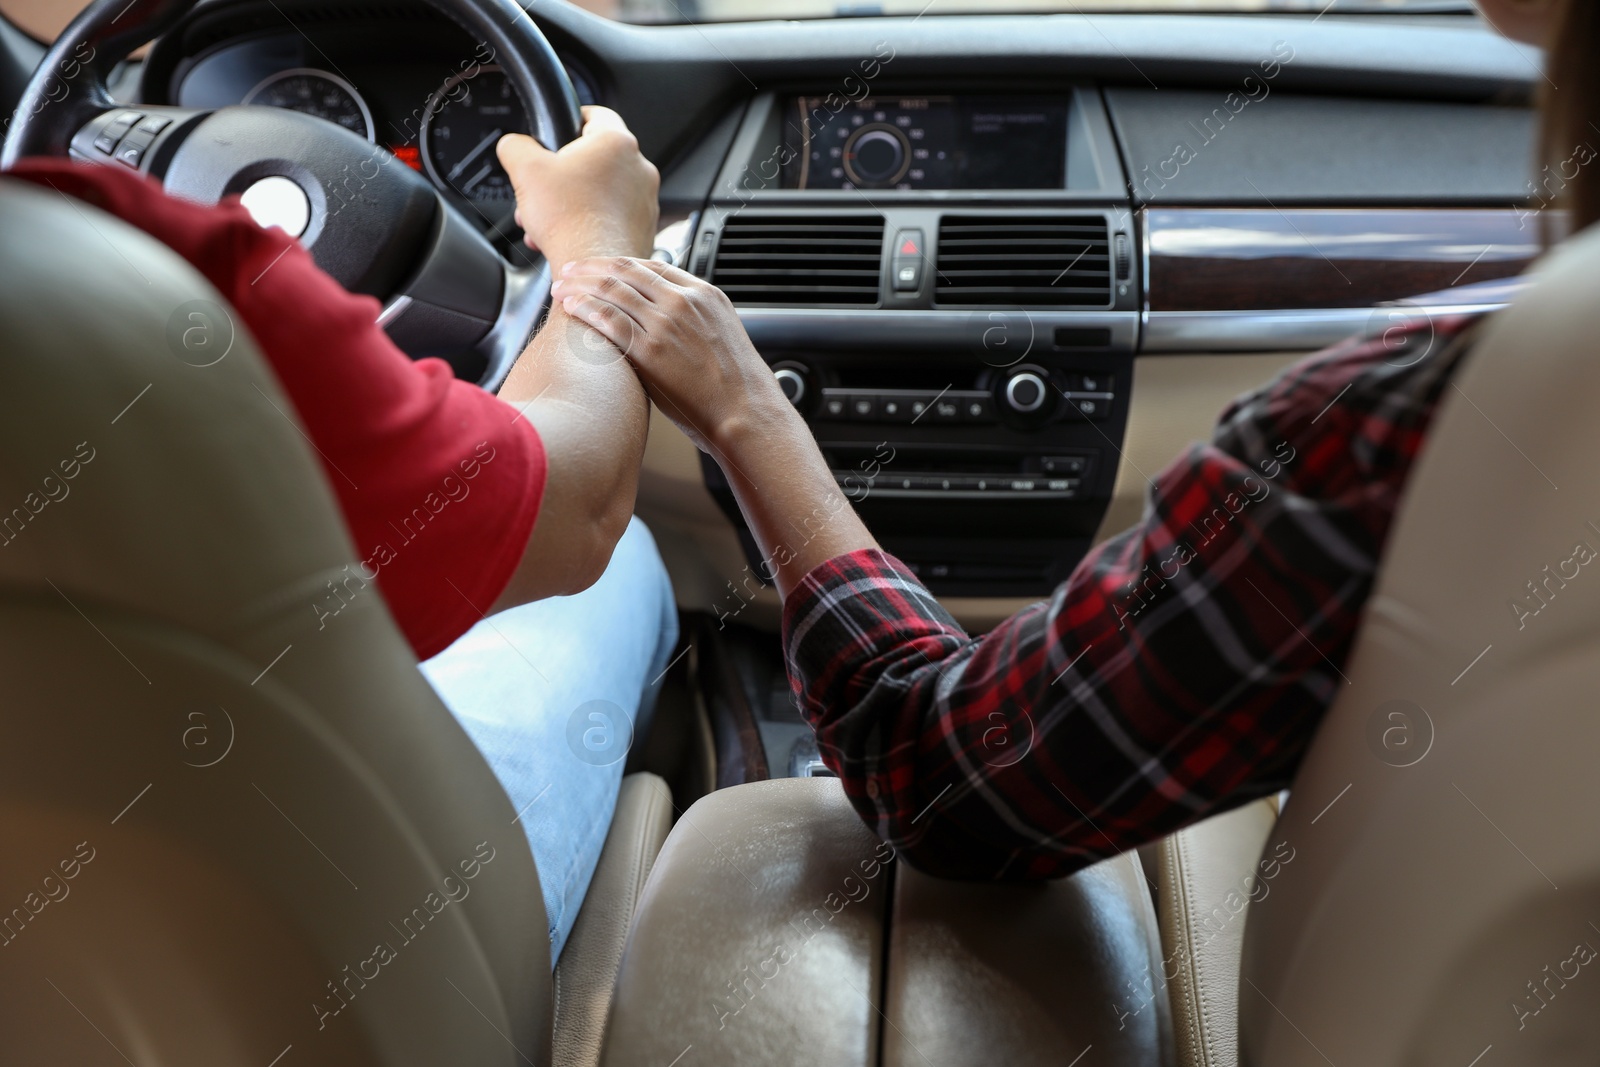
551, 257, 791, 453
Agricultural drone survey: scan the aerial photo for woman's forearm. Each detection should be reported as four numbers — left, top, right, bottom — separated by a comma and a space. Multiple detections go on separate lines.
539, 254, 879, 595
710, 395, 879, 598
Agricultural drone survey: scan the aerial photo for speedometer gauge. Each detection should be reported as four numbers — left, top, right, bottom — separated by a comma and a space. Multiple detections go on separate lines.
420, 65, 528, 203
243, 68, 375, 142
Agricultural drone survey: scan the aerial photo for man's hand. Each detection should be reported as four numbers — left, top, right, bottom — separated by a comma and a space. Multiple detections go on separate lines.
551, 257, 792, 453
488, 114, 656, 608
497, 106, 660, 268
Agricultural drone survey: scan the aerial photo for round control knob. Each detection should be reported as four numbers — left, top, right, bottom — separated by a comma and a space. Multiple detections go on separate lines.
842, 125, 911, 187
773, 366, 807, 406
1004, 371, 1049, 414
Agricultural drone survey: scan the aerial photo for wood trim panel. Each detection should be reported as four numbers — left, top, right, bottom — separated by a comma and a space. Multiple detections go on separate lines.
1146, 208, 1540, 312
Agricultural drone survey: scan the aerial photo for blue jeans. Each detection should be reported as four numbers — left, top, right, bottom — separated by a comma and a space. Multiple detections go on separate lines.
420, 517, 678, 963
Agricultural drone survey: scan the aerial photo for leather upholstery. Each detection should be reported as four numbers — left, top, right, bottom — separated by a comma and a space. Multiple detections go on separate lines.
0, 179, 551, 1064
600, 777, 891, 1067
554, 772, 673, 1067
1239, 226, 1600, 1065
884, 852, 1174, 1067
1156, 798, 1279, 1067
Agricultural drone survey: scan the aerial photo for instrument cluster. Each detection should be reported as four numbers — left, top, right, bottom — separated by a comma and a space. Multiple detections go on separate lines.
173, 29, 598, 218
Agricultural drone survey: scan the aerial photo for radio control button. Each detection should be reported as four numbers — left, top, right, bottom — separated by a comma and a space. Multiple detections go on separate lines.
880, 396, 917, 422
849, 395, 878, 420
1068, 373, 1111, 393
1004, 372, 1049, 414
1040, 455, 1089, 476
773, 366, 807, 406
960, 393, 996, 423
1070, 396, 1111, 420
930, 398, 963, 423
821, 393, 849, 420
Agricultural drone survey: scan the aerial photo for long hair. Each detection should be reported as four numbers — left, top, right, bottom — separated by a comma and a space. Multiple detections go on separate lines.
1541, 0, 1600, 232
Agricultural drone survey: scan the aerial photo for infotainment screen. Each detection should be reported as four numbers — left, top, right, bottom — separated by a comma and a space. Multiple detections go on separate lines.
782, 95, 1069, 191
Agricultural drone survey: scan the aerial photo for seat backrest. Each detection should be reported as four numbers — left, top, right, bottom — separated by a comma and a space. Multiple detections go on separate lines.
1239, 225, 1600, 1066
0, 179, 551, 1065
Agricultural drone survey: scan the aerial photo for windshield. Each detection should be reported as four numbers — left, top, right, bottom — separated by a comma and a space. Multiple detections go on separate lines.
574, 0, 1475, 25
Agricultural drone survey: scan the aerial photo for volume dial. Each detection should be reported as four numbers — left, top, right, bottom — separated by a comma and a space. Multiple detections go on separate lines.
1004, 371, 1049, 414
773, 366, 808, 406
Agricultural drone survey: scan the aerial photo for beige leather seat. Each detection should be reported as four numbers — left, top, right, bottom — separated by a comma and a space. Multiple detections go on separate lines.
0, 178, 669, 1066
1156, 225, 1600, 1066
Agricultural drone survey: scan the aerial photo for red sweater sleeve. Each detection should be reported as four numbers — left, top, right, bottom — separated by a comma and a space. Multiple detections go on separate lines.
7, 160, 546, 659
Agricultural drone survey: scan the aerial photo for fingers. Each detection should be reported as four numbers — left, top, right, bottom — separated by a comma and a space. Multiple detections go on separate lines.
498, 134, 552, 251
564, 293, 641, 355
627, 258, 704, 289
496, 131, 551, 176
562, 256, 680, 303
578, 105, 632, 135
555, 271, 654, 326
624, 258, 733, 309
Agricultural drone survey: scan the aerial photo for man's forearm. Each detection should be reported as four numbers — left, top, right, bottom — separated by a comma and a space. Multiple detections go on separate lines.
493, 271, 651, 606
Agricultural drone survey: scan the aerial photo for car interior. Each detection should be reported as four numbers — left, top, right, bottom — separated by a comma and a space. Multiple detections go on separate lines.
2, 0, 1598, 1064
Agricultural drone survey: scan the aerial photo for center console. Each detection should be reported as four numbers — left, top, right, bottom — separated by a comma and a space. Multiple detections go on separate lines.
689, 89, 1141, 598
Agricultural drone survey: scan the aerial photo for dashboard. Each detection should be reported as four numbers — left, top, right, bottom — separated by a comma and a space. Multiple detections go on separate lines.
783, 95, 1070, 191
152, 7, 596, 225
113, 3, 1542, 611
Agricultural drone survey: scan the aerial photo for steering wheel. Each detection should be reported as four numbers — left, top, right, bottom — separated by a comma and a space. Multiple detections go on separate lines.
0, 0, 582, 389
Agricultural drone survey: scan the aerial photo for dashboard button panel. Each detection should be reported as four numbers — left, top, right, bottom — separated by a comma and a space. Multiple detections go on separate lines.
819, 388, 998, 426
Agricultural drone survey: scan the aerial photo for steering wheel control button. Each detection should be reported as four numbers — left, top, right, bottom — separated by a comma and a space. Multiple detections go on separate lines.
134, 114, 172, 136
1004, 371, 1049, 414
891, 227, 926, 292
241, 176, 312, 238
115, 136, 153, 169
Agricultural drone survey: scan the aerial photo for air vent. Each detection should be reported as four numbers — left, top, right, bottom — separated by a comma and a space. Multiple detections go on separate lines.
935, 215, 1112, 307
712, 215, 885, 307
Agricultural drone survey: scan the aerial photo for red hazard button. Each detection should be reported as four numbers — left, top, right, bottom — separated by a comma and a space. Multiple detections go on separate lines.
891, 227, 924, 293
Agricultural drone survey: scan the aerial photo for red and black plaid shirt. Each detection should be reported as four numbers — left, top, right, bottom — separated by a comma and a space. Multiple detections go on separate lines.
782, 316, 1483, 880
